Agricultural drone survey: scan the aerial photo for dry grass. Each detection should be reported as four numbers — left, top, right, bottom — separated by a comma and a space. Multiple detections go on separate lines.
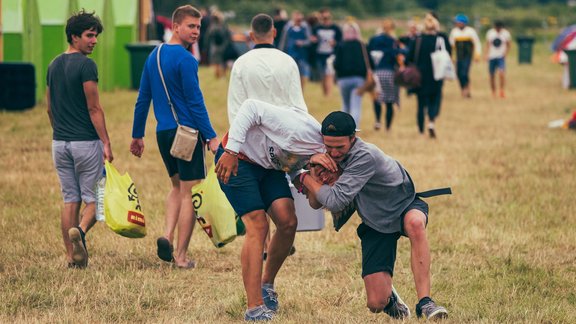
1, 42, 575, 323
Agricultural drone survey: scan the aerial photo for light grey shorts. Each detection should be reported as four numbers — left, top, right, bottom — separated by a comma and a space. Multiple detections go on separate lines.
52, 140, 103, 203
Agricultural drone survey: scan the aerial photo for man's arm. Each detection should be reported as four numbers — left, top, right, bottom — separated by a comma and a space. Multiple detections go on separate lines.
46, 86, 54, 128
227, 62, 248, 124
84, 80, 113, 162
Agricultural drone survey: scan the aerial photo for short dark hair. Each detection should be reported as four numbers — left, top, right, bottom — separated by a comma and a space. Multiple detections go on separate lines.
172, 5, 202, 25
251, 14, 273, 39
65, 9, 103, 44
494, 20, 504, 28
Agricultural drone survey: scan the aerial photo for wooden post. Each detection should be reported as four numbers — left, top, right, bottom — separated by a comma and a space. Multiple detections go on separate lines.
138, 0, 151, 42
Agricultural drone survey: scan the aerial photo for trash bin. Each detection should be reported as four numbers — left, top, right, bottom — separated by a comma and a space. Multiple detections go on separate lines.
564, 49, 576, 89
125, 41, 161, 90
516, 36, 535, 64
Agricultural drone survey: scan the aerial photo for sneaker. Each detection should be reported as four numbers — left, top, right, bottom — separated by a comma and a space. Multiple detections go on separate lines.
68, 227, 88, 268
383, 286, 411, 319
262, 285, 279, 312
244, 305, 275, 321
428, 128, 436, 139
416, 297, 448, 320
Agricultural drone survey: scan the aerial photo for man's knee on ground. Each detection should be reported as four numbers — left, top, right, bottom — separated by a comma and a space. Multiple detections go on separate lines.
366, 295, 389, 313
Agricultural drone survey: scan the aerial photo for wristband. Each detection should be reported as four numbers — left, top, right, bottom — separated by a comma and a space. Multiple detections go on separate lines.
224, 149, 238, 157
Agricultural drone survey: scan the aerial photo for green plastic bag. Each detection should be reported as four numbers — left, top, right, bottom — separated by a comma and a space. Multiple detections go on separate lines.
104, 161, 146, 238
192, 165, 239, 247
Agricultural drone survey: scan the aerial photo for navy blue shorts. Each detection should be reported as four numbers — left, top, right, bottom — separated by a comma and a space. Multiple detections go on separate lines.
489, 57, 506, 75
215, 146, 293, 216
357, 198, 429, 278
156, 128, 206, 181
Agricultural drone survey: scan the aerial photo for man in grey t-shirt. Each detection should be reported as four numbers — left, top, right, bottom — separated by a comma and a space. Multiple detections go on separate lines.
297, 111, 449, 321
47, 10, 113, 268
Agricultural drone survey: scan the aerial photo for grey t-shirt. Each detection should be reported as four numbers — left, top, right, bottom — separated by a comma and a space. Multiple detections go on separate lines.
316, 138, 415, 233
47, 52, 99, 141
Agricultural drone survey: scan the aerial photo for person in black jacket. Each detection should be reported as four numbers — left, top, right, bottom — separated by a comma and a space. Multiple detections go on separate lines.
332, 21, 368, 127
407, 13, 451, 138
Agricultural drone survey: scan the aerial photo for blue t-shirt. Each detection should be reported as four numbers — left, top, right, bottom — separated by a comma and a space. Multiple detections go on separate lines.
132, 44, 217, 140
367, 34, 406, 71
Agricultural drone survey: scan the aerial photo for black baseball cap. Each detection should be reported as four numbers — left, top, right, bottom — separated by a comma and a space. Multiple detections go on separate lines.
321, 111, 359, 136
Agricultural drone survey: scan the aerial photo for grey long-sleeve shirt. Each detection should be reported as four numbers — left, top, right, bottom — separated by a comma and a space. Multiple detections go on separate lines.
316, 138, 416, 233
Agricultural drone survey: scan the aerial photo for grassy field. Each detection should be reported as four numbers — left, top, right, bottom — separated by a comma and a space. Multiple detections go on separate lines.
1, 42, 575, 323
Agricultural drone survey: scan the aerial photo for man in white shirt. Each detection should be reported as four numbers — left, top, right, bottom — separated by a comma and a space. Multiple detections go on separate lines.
485, 20, 511, 98
217, 13, 310, 321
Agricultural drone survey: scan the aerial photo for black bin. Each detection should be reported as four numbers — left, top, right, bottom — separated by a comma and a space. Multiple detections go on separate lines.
125, 41, 161, 90
516, 36, 535, 64
0, 63, 36, 111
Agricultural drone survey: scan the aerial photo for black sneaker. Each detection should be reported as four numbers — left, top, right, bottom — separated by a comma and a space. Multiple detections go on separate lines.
68, 227, 88, 268
383, 286, 410, 319
416, 297, 448, 320
428, 127, 436, 139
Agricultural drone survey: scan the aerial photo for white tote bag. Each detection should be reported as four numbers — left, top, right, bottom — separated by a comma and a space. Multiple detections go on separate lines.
431, 36, 456, 81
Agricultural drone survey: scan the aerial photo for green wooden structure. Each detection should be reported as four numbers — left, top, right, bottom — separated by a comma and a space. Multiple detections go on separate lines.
1, 0, 138, 101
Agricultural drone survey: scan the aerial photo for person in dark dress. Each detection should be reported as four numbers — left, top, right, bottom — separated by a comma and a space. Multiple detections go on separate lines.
407, 13, 451, 139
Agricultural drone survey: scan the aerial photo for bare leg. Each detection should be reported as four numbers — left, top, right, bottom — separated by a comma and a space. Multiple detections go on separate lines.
241, 210, 269, 308
403, 209, 431, 300
490, 74, 497, 97
363, 272, 393, 312
499, 70, 506, 97
163, 175, 182, 243
173, 179, 200, 267
79, 202, 97, 234
323, 75, 334, 96
61, 202, 81, 262
262, 198, 297, 285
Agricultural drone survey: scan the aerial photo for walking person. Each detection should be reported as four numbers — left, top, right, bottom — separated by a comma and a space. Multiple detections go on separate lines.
46, 9, 113, 268
296, 111, 450, 320
278, 10, 312, 89
130, 5, 220, 269
485, 20, 511, 98
332, 21, 368, 127
311, 8, 342, 96
224, 13, 309, 321
449, 13, 481, 98
408, 13, 451, 138
367, 18, 406, 131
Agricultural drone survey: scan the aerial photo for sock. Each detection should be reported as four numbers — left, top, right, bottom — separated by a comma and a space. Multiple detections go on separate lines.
418, 296, 432, 307
262, 283, 274, 290
428, 122, 435, 129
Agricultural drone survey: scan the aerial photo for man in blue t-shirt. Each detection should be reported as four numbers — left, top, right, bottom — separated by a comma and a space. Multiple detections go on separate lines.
47, 10, 113, 269
130, 5, 220, 269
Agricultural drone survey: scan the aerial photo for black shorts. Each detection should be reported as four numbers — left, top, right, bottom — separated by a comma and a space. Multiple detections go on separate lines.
156, 128, 206, 181
215, 146, 293, 216
357, 198, 429, 278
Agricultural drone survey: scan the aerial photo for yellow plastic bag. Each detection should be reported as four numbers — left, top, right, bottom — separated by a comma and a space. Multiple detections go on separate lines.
104, 161, 146, 238
192, 165, 237, 247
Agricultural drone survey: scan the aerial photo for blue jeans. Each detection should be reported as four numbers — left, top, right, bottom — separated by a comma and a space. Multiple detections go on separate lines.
337, 76, 364, 126
456, 58, 472, 88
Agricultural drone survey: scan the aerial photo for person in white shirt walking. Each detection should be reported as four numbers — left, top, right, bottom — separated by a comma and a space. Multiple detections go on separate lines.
485, 20, 511, 98
218, 13, 310, 321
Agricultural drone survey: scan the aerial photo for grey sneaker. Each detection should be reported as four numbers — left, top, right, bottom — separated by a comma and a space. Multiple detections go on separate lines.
383, 286, 411, 319
244, 305, 275, 321
262, 286, 279, 312
416, 297, 448, 320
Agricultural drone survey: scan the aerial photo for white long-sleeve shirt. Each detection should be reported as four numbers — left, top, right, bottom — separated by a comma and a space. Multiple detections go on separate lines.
227, 45, 307, 123
449, 26, 482, 60
226, 99, 325, 173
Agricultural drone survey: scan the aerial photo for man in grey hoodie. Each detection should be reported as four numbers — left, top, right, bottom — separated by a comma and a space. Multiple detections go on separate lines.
296, 111, 449, 321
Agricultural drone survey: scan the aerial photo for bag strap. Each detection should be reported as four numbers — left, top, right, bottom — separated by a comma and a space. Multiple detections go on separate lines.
156, 44, 180, 125
416, 187, 452, 198
414, 36, 422, 65
435, 36, 446, 51
360, 41, 372, 76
